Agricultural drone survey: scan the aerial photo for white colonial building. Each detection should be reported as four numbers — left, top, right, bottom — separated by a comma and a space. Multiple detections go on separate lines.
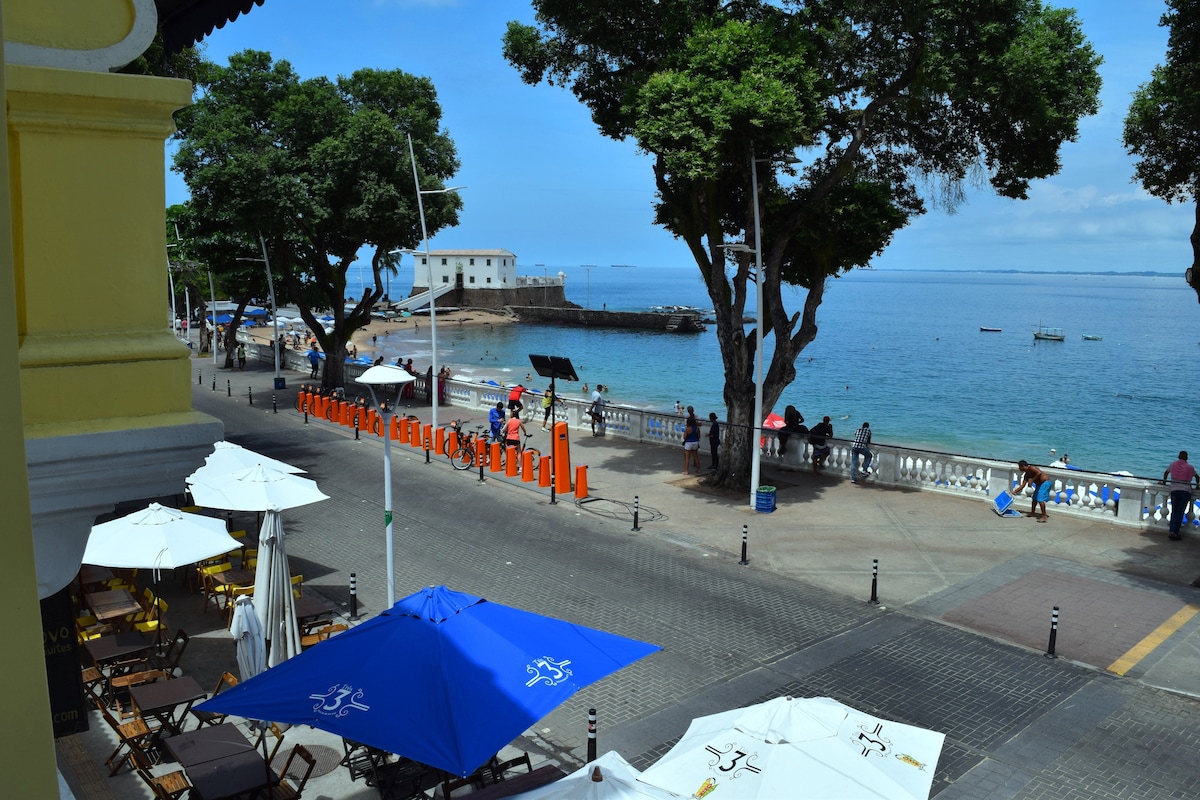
412, 249, 519, 289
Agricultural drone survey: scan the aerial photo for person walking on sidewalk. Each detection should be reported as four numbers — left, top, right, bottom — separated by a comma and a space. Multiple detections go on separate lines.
851, 421, 872, 483
236, 342, 246, 370
1013, 460, 1051, 522
707, 412, 721, 471
682, 406, 702, 474
1163, 451, 1199, 540
306, 344, 321, 378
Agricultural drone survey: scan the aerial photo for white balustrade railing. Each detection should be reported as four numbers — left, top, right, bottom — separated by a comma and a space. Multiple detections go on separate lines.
254, 357, 1191, 534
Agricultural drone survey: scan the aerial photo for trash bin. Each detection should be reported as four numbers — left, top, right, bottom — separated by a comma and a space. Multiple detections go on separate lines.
274, 377, 287, 390
755, 485, 776, 513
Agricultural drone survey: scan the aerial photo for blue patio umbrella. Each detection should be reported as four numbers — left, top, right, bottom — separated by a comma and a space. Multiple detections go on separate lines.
208, 313, 234, 324
195, 585, 660, 777
244, 307, 269, 317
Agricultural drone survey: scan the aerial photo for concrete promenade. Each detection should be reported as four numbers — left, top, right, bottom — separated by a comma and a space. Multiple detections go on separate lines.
61, 360, 1200, 799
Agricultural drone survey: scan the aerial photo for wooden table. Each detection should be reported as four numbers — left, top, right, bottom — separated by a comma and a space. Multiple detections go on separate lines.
166, 723, 276, 800
82, 630, 154, 666
79, 564, 114, 587
469, 765, 567, 799
293, 593, 335, 623
130, 675, 206, 736
211, 568, 255, 588
85, 588, 142, 629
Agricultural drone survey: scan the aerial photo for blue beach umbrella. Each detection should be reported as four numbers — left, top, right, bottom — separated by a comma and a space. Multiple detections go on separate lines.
194, 585, 660, 777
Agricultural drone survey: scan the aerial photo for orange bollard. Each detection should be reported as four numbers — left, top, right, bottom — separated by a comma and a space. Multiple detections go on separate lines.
476, 437, 488, 467
506, 447, 519, 477
389, 415, 400, 440
553, 421, 572, 495
342, 402, 353, 427
521, 450, 535, 482
409, 419, 422, 449
397, 415, 410, 443
366, 408, 377, 433
322, 397, 335, 421
490, 441, 503, 472
538, 453, 552, 487
574, 464, 589, 498
447, 428, 459, 454
434, 427, 446, 455
422, 424, 432, 451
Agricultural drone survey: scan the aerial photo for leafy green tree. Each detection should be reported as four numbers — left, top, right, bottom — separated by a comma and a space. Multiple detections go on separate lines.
1123, 0, 1200, 303
172, 50, 461, 386
504, 1, 1101, 489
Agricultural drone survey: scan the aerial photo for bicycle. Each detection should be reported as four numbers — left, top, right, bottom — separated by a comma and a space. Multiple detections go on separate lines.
496, 432, 540, 471
448, 420, 488, 470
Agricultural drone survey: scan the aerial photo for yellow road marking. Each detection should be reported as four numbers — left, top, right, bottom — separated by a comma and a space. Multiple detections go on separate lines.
1107, 604, 1200, 676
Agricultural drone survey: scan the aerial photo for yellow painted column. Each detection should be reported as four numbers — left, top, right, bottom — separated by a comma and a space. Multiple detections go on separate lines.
0, 14, 57, 800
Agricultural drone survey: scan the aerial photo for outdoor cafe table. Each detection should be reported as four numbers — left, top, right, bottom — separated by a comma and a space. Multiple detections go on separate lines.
210, 568, 255, 588
165, 723, 276, 800
130, 675, 206, 737
84, 589, 142, 630
292, 593, 335, 623
82, 630, 153, 666
78, 564, 114, 587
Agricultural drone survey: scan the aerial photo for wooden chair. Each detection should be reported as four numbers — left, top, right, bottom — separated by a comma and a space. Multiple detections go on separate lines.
253, 721, 288, 763
133, 597, 169, 635
199, 562, 232, 612
274, 744, 317, 800
190, 671, 238, 728
300, 622, 347, 649
147, 629, 189, 675
290, 573, 304, 598
110, 668, 169, 721
131, 747, 191, 800
487, 753, 533, 783
340, 738, 375, 783
81, 664, 108, 706
94, 698, 158, 776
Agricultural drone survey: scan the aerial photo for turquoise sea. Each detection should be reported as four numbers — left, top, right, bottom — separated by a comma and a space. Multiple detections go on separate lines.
353, 265, 1199, 479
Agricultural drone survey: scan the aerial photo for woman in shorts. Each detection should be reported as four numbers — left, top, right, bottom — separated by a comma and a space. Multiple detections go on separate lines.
682, 406, 702, 474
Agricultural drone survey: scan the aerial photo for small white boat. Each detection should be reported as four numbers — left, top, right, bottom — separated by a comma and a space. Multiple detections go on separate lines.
1082, 334, 1103, 341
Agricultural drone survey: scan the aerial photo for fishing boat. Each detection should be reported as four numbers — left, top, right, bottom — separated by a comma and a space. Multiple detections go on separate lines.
1033, 324, 1065, 341
980, 326, 1002, 332
1082, 334, 1103, 341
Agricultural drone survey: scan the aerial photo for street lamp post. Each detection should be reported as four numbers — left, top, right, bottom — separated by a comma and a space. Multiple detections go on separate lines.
404, 132, 464, 436
582, 265, 596, 309
355, 364, 416, 607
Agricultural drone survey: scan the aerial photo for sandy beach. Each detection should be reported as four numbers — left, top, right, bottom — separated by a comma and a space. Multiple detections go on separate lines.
241, 306, 517, 361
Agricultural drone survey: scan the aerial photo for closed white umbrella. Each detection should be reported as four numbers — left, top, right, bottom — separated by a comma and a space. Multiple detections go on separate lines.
230, 595, 267, 680
188, 464, 328, 512
253, 510, 301, 667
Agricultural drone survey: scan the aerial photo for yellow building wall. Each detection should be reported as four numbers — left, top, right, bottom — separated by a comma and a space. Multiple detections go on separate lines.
0, 16, 58, 800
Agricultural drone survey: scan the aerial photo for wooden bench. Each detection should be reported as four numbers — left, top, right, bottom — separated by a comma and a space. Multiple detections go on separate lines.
468, 765, 567, 799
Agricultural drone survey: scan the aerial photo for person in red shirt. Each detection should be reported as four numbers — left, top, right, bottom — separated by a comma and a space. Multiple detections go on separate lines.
1163, 451, 1199, 540
507, 384, 526, 418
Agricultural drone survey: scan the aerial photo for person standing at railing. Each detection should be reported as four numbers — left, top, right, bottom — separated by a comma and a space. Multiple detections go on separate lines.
682, 407, 702, 475
707, 412, 721, 472
588, 385, 606, 436
808, 416, 833, 473
1013, 460, 1051, 522
1163, 451, 1198, 541
851, 422, 873, 483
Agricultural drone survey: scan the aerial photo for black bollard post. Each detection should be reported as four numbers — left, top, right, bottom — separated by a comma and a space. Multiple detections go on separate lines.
478, 451, 486, 483
303, 399, 309, 425
549, 455, 557, 506
227, 379, 231, 397
739, 525, 749, 566
198, 371, 202, 385
354, 410, 360, 440
631, 495, 641, 531
212, 375, 216, 392
272, 393, 277, 414
425, 434, 431, 464
349, 573, 359, 621
587, 708, 597, 763
1045, 606, 1059, 659
868, 559, 880, 605
248, 387, 253, 406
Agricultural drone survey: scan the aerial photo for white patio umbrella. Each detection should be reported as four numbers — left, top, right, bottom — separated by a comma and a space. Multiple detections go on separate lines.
512, 751, 678, 800
84, 503, 240, 570
637, 696, 944, 800
230, 595, 267, 680
187, 464, 328, 512
188, 441, 306, 486
254, 509, 302, 667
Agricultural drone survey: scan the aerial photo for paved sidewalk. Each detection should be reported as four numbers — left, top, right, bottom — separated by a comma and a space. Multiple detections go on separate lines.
59, 362, 1200, 799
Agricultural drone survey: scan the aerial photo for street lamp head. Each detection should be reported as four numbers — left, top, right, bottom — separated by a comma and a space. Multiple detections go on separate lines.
718, 243, 755, 254
356, 364, 417, 414
418, 186, 467, 196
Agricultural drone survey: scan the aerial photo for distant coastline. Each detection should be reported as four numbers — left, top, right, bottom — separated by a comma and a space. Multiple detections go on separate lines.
873, 268, 1179, 277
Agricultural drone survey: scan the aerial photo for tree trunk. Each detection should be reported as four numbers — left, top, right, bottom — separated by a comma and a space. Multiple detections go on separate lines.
1189, 200, 1200, 303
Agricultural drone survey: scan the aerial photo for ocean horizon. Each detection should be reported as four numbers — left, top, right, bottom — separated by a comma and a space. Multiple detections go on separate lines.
341, 265, 1197, 479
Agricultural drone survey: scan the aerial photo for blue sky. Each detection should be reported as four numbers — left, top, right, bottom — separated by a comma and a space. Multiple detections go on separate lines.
166, 0, 1192, 274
